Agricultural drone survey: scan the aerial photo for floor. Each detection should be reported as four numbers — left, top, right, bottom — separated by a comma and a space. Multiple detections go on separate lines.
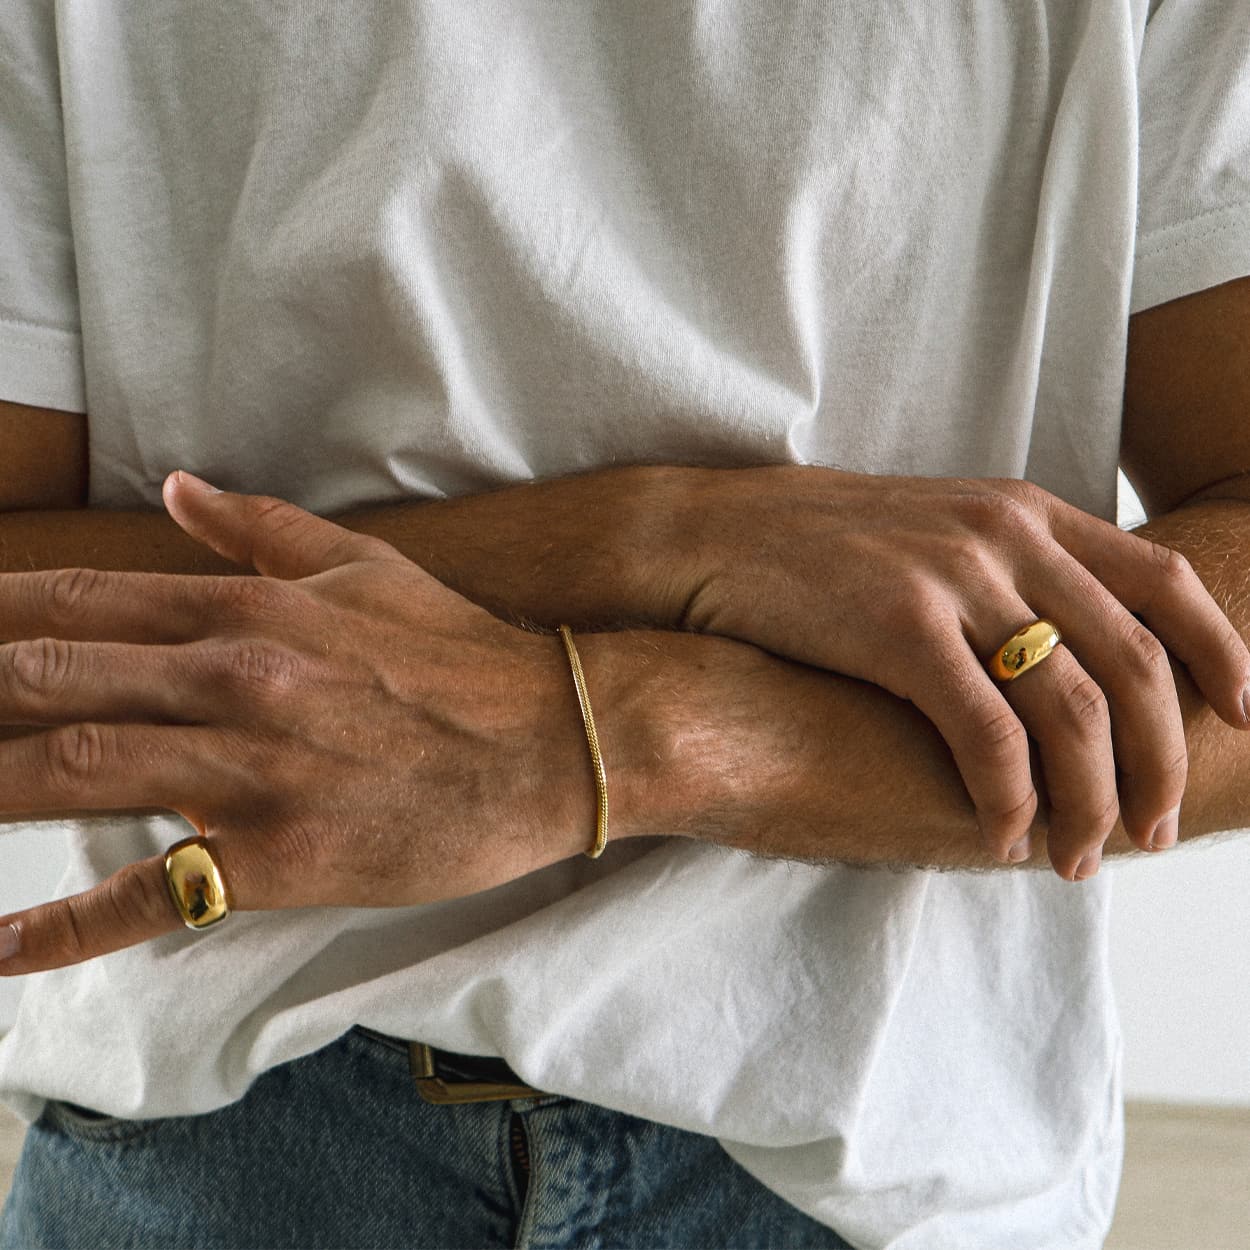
0, 1102, 1244, 1248
1105, 1104, 1250, 1250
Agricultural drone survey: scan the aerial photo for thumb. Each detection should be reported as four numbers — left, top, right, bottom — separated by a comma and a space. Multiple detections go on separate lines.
162, 471, 396, 580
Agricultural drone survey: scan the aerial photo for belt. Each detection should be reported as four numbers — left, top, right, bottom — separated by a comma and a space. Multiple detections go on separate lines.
408, 1042, 549, 1105
355, 1026, 548, 1105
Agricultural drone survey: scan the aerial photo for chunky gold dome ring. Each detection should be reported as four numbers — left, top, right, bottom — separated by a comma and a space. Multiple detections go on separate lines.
987, 618, 1062, 683
164, 836, 231, 930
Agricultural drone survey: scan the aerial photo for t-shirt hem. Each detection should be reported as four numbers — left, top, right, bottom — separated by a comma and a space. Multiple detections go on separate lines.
1130, 200, 1250, 314
0, 317, 86, 412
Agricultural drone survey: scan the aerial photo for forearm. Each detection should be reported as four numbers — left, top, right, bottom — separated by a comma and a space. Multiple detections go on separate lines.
0, 501, 982, 858
1123, 495, 1250, 849
340, 466, 692, 628
0, 509, 234, 576
582, 496, 1250, 871
0, 489, 984, 865
0, 403, 87, 510
6, 485, 1249, 872
0, 465, 692, 626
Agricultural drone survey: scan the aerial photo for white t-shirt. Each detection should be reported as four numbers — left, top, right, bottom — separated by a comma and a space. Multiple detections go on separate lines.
2, 4, 1249, 1247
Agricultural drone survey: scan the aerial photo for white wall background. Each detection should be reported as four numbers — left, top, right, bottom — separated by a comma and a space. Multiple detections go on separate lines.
0, 473, 1247, 1105
1108, 475, 1250, 1105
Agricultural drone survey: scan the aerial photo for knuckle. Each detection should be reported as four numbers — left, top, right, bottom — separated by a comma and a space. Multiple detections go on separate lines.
249, 495, 299, 525
1151, 542, 1194, 586
249, 496, 311, 545
104, 864, 171, 934
952, 490, 1034, 536
352, 532, 398, 563
869, 574, 930, 631
966, 703, 1029, 764
44, 723, 108, 792
218, 640, 306, 699
894, 580, 946, 627
10, 637, 75, 699
944, 537, 999, 586
1013, 479, 1051, 512
1085, 792, 1122, 837
979, 788, 1038, 839
1058, 675, 1109, 737
48, 897, 89, 964
990, 477, 1050, 515
45, 567, 108, 627
1115, 620, 1169, 681
950, 491, 1006, 529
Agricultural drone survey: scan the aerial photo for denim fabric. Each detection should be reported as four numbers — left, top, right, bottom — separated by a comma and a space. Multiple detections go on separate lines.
0, 1026, 853, 1249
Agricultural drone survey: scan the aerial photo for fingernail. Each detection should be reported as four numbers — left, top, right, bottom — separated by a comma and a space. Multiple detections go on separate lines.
1007, 837, 1031, 863
1242, 688, 1250, 726
1149, 806, 1180, 850
175, 471, 220, 495
1074, 851, 1102, 881
0, 924, 19, 960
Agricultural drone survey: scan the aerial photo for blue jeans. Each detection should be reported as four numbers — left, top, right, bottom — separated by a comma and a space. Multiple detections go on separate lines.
0, 1026, 853, 1249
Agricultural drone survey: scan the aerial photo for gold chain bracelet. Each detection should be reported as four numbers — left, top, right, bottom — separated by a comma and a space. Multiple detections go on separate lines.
557, 625, 608, 859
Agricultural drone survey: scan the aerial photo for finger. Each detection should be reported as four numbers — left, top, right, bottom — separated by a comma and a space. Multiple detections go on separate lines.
1022, 548, 1186, 852
0, 722, 229, 818
0, 565, 321, 648
904, 640, 1040, 864
997, 645, 1120, 881
0, 856, 185, 974
0, 637, 314, 730
1049, 499, 1250, 728
0, 564, 334, 650
0, 638, 205, 725
163, 472, 403, 580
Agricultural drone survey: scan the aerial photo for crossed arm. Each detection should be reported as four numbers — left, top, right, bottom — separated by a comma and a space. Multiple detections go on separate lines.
1, 277, 1250, 971
0, 467, 1018, 867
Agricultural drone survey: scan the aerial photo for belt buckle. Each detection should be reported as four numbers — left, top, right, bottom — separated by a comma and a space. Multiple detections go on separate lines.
408, 1043, 548, 1105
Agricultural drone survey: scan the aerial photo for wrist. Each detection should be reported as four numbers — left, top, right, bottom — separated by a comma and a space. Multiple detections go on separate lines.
671, 462, 846, 634
561, 628, 789, 848
517, 629, 598, 863
547, 629, 696, 848
612, 465, 723, 629
524, 625, 677, 863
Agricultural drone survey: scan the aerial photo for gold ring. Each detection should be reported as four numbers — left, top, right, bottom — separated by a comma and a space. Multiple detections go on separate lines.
164, 836, 231, 930
987, 618, 1062, 682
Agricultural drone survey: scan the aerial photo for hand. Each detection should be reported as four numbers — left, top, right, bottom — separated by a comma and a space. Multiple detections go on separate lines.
0, 473, 592, 973
681, 466, 1250, 879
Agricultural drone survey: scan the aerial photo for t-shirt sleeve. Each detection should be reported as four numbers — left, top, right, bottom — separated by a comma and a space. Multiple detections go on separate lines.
0, 2, 85, 411
1130, 0, 1250, 314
